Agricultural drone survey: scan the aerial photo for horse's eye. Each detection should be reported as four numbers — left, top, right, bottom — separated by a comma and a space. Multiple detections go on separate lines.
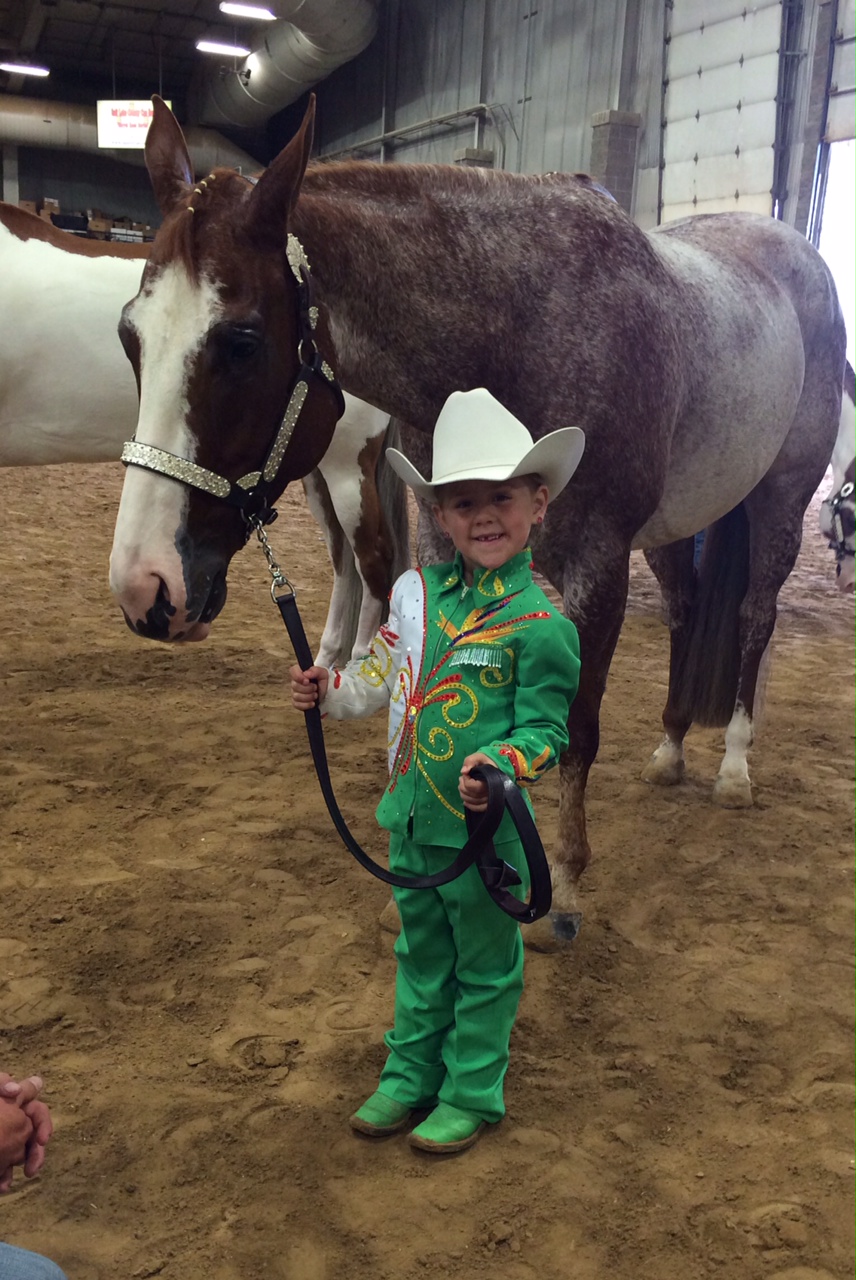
228, 330, 261, 360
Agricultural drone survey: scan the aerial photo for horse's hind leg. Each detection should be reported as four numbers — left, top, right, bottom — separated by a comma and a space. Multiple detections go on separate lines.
640, 537, 697, 786
712, 478, 809, 808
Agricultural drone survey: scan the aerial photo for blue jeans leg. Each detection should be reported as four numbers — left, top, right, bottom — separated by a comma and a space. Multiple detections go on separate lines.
0, 1244, 68, 1280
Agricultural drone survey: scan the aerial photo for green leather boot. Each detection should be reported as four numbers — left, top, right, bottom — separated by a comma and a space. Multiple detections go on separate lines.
409, 1102, 485, 1153
349, 1090, 413, 1137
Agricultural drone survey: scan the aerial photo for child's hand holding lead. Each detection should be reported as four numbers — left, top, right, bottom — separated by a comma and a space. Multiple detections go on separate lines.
459, 752, 494, 811
289, 663, 329, 710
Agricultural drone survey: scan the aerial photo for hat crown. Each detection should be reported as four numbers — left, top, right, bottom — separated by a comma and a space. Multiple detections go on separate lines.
382, 386, 585, 501
430, 389, 536, 485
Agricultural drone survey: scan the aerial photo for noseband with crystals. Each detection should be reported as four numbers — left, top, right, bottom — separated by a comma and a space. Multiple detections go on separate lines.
824, 480, 855, 565
120, 232, 344, 531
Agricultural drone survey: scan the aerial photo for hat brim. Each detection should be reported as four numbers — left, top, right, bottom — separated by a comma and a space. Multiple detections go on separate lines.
386, 426, 586, 502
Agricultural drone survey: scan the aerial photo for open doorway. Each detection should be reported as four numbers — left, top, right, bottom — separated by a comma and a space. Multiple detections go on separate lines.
818, 138, 855, 366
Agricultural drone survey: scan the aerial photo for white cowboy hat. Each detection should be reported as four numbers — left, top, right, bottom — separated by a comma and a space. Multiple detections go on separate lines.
385, 388, 585, 501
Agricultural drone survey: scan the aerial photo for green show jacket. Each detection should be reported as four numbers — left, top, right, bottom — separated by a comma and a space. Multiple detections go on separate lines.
320, 549, 581, 848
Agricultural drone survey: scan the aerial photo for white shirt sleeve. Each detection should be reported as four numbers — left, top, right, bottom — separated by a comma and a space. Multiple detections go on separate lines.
319, 584, 405, 721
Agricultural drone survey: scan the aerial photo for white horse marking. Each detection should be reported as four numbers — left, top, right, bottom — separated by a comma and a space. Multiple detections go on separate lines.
109, 265, 225, 634
713, 702, 754, 809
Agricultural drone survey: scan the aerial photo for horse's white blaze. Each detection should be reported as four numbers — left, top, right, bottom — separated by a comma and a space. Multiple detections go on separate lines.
0, 224, 143, 465
713, 702, 754, 807
110, 265, 224, 628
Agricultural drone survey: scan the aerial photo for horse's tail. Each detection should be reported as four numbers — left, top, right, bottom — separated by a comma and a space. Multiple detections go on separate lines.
671, 503, 750, 728
376, 417, 412, 586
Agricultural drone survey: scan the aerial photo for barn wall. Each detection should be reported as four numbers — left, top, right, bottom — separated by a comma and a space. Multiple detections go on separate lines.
309, 0, 834, 230
10, 146, 162, 224
312, 0, 650, 192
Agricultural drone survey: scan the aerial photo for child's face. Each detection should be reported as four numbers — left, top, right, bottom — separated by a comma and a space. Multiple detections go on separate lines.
432, 477, 548, 579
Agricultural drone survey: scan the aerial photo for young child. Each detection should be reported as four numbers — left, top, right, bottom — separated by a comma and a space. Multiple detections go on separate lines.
290, 387, 584, 1154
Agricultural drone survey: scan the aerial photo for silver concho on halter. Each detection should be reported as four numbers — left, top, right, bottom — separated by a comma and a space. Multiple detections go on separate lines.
287, 234, 310, 284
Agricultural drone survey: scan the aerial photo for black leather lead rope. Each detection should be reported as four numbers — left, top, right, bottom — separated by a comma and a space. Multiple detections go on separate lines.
275, 590, 553, 923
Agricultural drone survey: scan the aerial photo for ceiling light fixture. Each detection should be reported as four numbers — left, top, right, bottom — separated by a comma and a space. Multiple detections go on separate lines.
195, 39, 251, 57
219, 3, 276, 19
0, 61, 50, 77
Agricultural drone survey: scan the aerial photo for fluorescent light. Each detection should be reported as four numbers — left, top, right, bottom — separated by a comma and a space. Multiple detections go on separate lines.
219, 2, 276, 18
195, 39, 251, 56
0, 61, 50, 77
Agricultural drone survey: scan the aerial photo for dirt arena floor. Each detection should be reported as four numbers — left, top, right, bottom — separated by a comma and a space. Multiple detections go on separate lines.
0, 462, 852, 1280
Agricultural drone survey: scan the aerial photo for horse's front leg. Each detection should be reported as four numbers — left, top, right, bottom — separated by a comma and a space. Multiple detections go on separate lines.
529, 534, 633, 946
640, 537, 697, 786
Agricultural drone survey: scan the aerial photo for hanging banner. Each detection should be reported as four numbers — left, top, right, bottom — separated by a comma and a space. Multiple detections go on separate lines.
96, 100, 171, 149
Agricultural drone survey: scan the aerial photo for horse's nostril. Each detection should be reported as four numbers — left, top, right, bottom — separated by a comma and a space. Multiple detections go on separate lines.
199, 570, 228, 624
155, 577, 176, 616
123, 577, 180, 642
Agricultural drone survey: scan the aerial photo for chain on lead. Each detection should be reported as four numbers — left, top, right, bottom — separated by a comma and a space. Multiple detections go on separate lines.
250, 518, 295, 601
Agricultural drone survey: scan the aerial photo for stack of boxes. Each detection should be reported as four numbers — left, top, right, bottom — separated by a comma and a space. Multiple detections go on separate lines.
16, 198, 154, 241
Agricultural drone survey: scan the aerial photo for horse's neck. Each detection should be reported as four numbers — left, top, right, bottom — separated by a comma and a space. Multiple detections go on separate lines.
293, 165, 545, 429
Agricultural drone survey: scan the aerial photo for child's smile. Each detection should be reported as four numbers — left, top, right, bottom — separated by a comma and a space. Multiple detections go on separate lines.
433, 477, 549, 581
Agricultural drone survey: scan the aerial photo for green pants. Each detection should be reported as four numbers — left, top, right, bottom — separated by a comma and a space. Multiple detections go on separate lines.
378, 832, 529, 1124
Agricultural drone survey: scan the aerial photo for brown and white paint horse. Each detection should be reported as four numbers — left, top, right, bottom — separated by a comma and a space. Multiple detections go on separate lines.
0, 199, 402, 666
110, 97, 846, 939
819, 359, 855, 593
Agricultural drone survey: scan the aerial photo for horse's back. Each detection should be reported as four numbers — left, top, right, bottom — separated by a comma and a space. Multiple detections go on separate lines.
651, 213, 844, 401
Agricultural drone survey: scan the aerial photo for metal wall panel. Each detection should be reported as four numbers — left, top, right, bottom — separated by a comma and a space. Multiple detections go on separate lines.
827, 0, 856, 141
314, 0, 629, 175
668, 4, 781, 75
669, 0, 779, 36
662, 1, 782, 221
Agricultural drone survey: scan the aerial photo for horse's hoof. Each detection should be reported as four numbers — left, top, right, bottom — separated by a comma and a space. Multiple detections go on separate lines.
552, 910, 582, 941
641, 753, 685, 787
523, 910, 582, 952
712, 776, 753, 809
378, 898, 401, 935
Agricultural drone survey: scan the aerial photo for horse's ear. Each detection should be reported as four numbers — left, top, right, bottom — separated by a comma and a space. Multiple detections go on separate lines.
244, 94, 316, 251
144, 95, 195, 217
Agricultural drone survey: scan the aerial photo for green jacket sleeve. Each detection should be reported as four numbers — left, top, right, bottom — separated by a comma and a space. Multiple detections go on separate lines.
478, 615, 580, 785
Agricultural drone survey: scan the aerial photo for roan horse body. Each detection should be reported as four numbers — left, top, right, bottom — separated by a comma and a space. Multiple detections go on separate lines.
0, 198, 402, 667
110, 98, 846, 938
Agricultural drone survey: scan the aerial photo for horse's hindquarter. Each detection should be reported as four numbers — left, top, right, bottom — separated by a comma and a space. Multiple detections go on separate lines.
0, 225, 144, 465
632, 214, 842, 549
